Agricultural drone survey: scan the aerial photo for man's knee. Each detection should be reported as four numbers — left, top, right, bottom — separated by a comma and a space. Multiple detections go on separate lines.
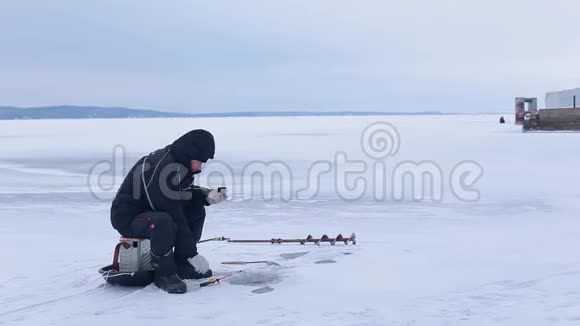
137, 212, 178, 255
146, 212, 178, 235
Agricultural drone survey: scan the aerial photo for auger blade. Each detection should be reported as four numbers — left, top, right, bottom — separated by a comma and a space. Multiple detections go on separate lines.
225, 233, 357, 245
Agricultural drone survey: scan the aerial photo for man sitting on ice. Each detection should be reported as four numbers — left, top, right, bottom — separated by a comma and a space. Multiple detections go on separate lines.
110, 129, 227, 294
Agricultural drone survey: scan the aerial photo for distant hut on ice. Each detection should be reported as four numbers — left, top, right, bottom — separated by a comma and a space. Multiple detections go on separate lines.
519, 88, 580, 131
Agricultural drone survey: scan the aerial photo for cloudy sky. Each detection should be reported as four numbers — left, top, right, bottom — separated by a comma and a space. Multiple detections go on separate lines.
1, 0, 579, 113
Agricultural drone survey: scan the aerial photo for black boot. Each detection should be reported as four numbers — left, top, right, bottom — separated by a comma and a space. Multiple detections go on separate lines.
151, 252, 187, 294
175, 255, 213, 280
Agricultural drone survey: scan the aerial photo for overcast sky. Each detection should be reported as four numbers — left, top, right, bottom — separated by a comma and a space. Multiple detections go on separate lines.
1, 0, 579, 113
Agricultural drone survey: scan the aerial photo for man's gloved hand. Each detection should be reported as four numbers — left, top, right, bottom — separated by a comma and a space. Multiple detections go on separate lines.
200, 187, 228, 205
188, 254, 210, 274
175, 253, 212, 279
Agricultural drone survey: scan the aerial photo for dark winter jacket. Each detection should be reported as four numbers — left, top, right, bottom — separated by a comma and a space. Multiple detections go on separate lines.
110, 129, 215, 257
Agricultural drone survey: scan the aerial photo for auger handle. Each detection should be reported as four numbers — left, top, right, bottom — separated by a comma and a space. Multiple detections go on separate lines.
197, 236, 230, 243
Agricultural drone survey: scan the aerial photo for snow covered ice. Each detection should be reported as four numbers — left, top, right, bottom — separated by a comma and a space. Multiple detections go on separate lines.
1, 115, 580, 325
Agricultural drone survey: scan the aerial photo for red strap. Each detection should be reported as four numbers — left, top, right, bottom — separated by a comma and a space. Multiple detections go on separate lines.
112, 243, 122, 271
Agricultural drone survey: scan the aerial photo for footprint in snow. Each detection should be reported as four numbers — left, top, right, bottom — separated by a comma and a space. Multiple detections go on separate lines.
315, 259, 336, 264
280, 252, 309, 260
252, 286, 274, 294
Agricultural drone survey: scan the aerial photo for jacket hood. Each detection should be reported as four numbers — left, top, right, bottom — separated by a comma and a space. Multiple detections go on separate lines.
171, 129, 215, 166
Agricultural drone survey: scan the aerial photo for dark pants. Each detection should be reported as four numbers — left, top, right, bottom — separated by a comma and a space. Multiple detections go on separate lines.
187, 205, 206, 244
125, 206, 206, 257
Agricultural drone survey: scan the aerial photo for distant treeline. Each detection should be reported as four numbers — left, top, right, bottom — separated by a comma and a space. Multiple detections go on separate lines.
0, 105, 445, 120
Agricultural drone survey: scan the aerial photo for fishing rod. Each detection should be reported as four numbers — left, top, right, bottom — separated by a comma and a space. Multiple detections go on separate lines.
199, 270, 243, 288
221, 260, 280, 266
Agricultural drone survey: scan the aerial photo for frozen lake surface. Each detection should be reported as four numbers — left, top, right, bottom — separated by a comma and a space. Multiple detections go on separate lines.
1, 115, 579, 325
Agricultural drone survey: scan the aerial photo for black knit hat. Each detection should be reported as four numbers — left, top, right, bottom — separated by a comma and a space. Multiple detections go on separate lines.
171, 129, 215, 165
